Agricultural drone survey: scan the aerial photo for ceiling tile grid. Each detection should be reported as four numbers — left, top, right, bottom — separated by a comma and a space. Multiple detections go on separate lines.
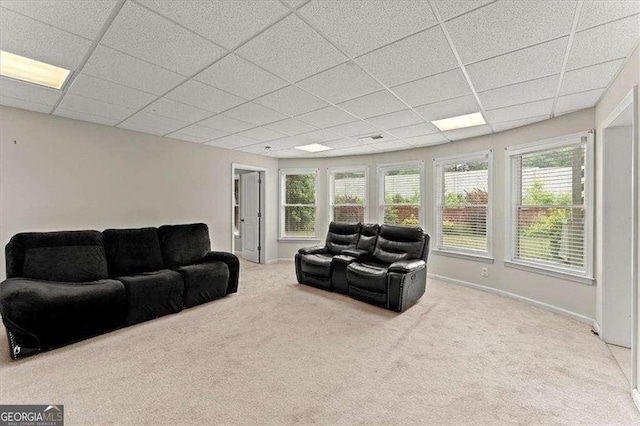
0, 0, 638, 158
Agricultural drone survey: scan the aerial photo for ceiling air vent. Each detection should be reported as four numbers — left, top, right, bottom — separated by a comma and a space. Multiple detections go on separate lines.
358, 134, 384, 141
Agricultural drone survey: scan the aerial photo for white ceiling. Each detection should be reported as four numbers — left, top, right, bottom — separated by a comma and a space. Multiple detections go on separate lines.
0, 0, 638, 159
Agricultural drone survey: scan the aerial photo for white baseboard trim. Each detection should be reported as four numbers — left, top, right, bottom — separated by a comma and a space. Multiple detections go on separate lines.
632, 389, 640, 412
428, 273, 594, 325
592, 320, 602, 337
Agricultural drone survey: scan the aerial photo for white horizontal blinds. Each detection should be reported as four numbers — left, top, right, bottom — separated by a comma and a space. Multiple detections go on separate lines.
381, 165, 421, 226
283, 171, 316, 238
437, 155, 489, 253
331, 170, 365, 222
512, 142, 587, 272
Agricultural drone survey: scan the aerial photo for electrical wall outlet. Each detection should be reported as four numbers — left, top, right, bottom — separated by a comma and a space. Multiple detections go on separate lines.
481, 267, 489, 278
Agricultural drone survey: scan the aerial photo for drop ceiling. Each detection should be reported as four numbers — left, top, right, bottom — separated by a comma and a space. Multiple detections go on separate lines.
0, 0, 638, 158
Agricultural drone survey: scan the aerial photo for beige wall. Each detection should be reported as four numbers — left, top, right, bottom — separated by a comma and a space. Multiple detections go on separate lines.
0, 106, 280, 279
279, 109, 597, 320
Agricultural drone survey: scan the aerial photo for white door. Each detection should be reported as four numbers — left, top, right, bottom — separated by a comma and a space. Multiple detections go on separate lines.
241, 172, 260, 263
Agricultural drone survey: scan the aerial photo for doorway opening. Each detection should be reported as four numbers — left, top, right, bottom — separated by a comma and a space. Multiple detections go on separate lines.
231, 164, 267, 264
601, 87, 638, 393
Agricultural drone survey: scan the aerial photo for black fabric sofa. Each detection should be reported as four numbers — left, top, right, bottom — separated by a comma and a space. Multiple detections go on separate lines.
0, 223, 238, 359
295, 223, 430, 312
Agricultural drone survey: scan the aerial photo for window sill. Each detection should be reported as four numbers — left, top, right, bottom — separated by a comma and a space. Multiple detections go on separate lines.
433, 249, 494, 263
278, 238, 322, 243
504, 260, 595, 285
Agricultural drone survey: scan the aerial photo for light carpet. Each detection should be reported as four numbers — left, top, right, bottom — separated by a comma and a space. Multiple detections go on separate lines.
0, 260, 638, 425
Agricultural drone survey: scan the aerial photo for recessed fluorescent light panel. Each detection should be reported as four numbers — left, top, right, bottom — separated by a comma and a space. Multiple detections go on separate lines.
431, 112, 486, 132
295, 143, 334, 153
0, 50, 71, 90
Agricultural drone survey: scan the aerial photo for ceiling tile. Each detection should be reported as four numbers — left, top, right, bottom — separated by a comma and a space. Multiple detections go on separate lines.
560, 59, 624, 96
165, 80, 243, 113
143, 98, 212, 123
297, 61, 382, 104
166, 132, 209, 144
555, 88, 604, 114
447, 1, 575, 64
263, 136, 308, 150
356, 132, 397, 145
413, 95, 480, 122
0, 8, 91, 70
1, 96, 52, 114
485, 99, 553, 123
323, 138, 362, 149
393, 69, 471, 107
236, 143, 273, 154
295, 129, 342, 143
264, 118, 317, 135
83, 46, 184, 95
479, 75, 559, 110
254, 85, 328, 116
443, 124, 492, 141
199, 114, 255, 133
366, 110, 424, 130
385, 122, 440, 139
328, 120, 379, 137
337, 145, 380, 155
578, 1, 640, 30
431, 0, 494, 21
58, 94, 136, 121
223, 102, 287, 126
237, 126, 287, 142
369, 140, 412, 152
0, 77, 61, 106
167, 124, 228, 142
282, 0, 306, 8
297, 106, 357, 127
101, 1, 224, 76
357, 26, 457, 87
236, 15, 347, 82
195, 54, 287, 100
466, 37, 567, 92
54, 108, 120, 126
1, 0, 117, 39
307, 148, 344, 158
119, 111, 190, 134
67, 74, 156, 110
205, 134, 258, 148
338, 90, 406, 118
404, 133, 449, 147
265, 148, 304, 158
137, 0, 288, 49
492, 115, 548, 133
567, 15, 640, 70
299, 0, 437, 57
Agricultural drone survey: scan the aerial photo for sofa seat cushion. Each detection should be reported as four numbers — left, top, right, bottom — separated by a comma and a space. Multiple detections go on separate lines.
116, 269, 184, 326
175, 261, 229, 308
347, 261, 388, 294
300, 253, 333, 278
0, 277, 126, 351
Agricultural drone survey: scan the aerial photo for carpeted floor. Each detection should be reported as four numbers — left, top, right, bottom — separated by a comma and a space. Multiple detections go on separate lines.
0, 260, 638, 425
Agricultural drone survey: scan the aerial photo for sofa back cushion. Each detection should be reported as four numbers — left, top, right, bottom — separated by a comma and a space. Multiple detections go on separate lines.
326, 222, 361, 255
158, 223, 211, 267
373, 225, 427, 265
103, 227, 163, 276
356, 223, 380, 253
6, 230, 109, 282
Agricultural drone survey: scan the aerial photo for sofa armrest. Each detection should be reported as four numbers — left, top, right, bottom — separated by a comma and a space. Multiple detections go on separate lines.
203, 251, 239, 294
297, 245, 327, 255
341, 248, 370, 259
388, 259, 426, 273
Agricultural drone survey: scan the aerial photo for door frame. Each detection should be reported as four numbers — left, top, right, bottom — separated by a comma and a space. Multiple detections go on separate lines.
231, 163, 267, 264
600, 87, 638, 397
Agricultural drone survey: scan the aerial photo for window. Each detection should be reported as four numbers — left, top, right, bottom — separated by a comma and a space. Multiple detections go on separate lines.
378, 162, 423, 226
329, 167, 367, 223
435, 151, 492, 258
506, 131, 594, 281
279, 169, 318, 239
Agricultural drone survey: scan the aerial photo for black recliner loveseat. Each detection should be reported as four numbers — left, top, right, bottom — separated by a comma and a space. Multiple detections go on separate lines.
295, 223, 430, 312
0, 223, 238, 359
